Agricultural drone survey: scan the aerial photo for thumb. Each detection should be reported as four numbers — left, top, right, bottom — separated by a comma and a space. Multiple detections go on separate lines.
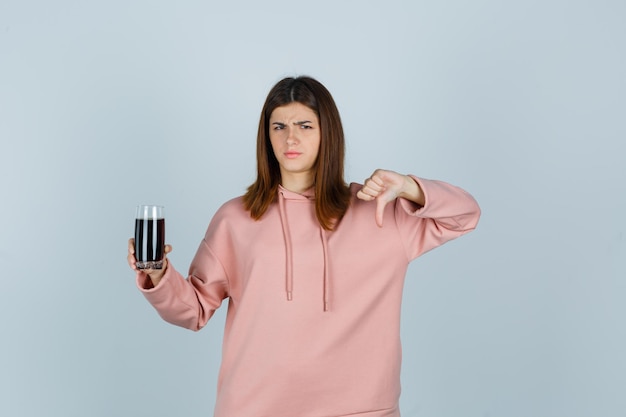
375, 198, 386, 227
375, 189, 397, 228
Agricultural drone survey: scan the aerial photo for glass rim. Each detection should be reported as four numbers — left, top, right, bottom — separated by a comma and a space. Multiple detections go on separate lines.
135, 204, 164, 219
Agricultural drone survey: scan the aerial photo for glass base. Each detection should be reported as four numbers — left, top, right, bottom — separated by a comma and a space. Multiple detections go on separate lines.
136, 260, 164, 270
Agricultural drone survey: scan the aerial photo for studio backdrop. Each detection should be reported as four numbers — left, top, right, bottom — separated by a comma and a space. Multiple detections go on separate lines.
1, 1, 624, 416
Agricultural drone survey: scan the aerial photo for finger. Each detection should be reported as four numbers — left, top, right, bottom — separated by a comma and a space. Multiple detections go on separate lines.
356, 189, 375, 201
128, 238, 138, 270
365, 177, 385, 193
369, 172, 386, 188
164, 244, 173, 255
359, 182, 384, 200
127, 253, 137, 270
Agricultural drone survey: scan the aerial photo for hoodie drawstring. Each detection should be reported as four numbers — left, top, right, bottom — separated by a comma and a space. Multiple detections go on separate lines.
278, 189, 330, 311
278, 192, 294, 301
320, 228, 330, 312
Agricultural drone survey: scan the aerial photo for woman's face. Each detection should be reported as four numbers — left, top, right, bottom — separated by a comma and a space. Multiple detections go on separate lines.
269, 102, 321, 187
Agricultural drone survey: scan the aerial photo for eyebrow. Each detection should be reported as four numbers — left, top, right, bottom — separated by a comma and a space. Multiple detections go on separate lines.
271, 121, 313, 126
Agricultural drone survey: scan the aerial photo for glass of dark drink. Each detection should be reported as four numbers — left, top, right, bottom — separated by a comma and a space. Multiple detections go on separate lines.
134, 205, 165, 270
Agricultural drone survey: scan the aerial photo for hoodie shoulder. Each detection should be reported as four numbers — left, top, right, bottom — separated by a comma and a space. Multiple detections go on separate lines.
349, 182, 364, 195
213, 195, 249, 221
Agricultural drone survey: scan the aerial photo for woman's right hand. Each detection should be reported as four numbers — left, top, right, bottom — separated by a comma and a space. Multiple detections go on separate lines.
127, 238, 172, 287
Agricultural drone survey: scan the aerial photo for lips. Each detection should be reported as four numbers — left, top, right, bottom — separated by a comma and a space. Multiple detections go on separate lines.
284, 151, 302, 159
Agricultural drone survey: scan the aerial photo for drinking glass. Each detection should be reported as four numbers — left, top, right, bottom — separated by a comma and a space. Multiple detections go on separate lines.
134, 205, 165, 269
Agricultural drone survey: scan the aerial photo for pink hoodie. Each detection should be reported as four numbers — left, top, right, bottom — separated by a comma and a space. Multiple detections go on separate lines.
137, 176, 480, 417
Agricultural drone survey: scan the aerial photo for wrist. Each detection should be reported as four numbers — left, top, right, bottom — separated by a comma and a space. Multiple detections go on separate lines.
399, 175, 425, 206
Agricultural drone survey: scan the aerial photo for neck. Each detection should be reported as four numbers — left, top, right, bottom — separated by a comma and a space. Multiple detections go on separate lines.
280, 173, 315, 194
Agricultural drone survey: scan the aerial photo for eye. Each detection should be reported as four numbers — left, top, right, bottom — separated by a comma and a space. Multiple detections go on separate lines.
272, 123, 286, 130
300, 124, 313, 129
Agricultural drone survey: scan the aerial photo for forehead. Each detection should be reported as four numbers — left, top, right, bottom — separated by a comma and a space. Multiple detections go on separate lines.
269, 102, 318, 122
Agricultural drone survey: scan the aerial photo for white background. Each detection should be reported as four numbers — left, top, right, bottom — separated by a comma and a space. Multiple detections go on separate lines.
1, 1, 624, 416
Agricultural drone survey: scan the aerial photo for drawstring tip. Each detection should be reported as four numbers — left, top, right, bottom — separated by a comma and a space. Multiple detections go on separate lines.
324, 302, 329, 312
287, 291, 293, 301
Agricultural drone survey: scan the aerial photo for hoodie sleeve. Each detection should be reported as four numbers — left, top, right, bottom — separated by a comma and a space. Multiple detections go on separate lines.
136, 233, 230, 332
394, 176, 481, 261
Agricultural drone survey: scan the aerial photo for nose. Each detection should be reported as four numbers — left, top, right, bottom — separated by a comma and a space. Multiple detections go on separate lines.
286, 127, 299, 145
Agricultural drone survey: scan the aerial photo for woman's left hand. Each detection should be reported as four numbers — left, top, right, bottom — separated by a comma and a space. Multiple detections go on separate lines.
357, 169, 425, 227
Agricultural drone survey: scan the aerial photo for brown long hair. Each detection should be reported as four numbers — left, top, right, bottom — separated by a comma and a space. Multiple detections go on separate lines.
243, 76, 351, 230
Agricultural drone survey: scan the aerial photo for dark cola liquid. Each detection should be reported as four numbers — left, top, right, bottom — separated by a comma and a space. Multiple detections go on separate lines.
134, 218, 165, 268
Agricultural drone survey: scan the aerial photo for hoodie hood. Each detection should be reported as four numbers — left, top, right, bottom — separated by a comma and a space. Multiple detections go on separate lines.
277, 185, 331, 311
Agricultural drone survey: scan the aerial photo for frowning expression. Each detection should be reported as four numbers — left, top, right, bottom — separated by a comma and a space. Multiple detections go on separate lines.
269, 102, 321, 184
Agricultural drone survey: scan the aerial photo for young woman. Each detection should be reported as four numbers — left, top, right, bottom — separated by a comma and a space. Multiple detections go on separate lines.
128, 76, 480, 417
